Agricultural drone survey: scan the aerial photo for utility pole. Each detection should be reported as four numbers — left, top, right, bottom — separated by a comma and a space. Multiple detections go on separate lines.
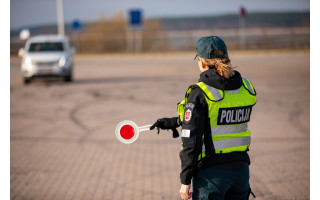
238, 6, 247, 50
57, 0, 65, 35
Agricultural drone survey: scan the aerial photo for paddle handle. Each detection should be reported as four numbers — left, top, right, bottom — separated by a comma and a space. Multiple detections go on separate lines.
138, 124, 152, 132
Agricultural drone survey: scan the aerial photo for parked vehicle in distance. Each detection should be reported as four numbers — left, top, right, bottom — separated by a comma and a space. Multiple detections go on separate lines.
18, 35, 74, 84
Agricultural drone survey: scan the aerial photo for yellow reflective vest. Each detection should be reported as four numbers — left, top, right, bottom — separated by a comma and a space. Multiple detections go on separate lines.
177, 78, 256, 159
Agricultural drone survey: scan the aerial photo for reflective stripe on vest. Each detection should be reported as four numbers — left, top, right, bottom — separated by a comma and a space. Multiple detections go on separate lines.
242, 78, 256, 95
199, 135, 251, 159
211, 123, 247, 135
201, 135, 251, 152
203, 83, 223, 101
214, 136, 251, 150
196, 82, 224, 101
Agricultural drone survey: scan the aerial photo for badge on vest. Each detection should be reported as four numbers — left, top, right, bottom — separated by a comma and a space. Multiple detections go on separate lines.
217, 106, 253, 125
184, 103, 195, 124
185, 109, 192, 122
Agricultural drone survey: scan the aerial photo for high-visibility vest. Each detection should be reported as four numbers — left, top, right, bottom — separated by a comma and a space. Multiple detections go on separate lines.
177, 78, 256, 160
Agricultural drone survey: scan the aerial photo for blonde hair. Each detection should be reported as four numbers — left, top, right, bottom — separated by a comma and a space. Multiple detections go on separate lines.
199, 50, 235, 79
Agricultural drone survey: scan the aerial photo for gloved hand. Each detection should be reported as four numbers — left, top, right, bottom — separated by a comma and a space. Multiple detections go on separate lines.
150, 117, 180, 138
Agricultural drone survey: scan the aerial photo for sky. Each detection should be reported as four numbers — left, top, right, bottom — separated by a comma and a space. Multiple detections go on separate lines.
10, 0, 310, 30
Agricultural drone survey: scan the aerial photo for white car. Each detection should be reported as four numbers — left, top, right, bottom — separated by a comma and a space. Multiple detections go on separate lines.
19, 35, 74, 84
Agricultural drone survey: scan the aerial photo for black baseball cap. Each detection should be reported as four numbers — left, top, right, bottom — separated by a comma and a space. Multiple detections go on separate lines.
194, 36, 228, 60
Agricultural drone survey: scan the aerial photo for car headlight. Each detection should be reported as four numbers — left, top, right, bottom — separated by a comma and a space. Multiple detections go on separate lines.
58, 56, 67, 67
25, 57, 33, 71
25, 57, 32, 65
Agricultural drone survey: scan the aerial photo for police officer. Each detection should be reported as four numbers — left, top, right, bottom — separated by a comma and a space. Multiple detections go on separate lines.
151, 36, 256, 200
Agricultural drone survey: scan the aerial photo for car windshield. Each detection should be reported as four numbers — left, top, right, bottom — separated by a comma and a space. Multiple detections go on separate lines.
29, 42, 64, 52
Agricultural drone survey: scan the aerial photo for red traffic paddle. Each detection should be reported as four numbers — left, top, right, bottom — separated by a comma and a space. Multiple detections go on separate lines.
115, 120, 152, 144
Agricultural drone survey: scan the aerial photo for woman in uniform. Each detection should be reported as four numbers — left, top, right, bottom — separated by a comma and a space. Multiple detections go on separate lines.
151, 36, 256, 200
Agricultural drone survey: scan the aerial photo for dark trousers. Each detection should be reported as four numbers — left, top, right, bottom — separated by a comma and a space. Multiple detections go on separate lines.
192, 166, 250, 200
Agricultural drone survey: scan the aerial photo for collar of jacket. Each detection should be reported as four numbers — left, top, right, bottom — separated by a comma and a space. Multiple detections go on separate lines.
198, 70, 243, 90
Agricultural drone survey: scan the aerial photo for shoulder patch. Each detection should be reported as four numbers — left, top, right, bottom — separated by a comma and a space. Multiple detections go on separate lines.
186, 103, 195, 109
184, 109, 192, 122
184, 103, 195, 124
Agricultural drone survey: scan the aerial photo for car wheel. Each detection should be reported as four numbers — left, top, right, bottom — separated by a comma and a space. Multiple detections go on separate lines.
64, 74, 72, 82
23, 78, 31, 84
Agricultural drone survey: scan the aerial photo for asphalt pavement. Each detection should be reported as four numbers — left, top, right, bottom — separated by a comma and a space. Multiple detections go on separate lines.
10, 50, 310, 200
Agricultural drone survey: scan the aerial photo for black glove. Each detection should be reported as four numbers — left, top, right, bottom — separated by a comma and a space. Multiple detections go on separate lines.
150, 117, 180, 138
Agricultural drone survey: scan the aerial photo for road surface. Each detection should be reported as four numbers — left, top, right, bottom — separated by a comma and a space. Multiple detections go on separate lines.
11, 50, 310, 199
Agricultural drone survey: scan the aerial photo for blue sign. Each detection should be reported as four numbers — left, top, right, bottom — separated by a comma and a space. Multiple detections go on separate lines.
129, 9, 143, 27
72, 20, 82, 30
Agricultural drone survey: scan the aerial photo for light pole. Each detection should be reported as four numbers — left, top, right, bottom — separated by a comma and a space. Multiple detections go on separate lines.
239, 6, 247, 50
57, 0, 65, 35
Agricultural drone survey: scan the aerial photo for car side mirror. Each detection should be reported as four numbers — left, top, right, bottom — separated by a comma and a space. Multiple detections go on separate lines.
18, 48, 25, 57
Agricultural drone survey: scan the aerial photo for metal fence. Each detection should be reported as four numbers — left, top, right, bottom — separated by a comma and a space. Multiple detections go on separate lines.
10, 27, 309, 56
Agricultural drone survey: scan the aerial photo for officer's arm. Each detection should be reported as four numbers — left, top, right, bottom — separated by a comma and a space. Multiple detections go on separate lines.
179, 88, 206, 185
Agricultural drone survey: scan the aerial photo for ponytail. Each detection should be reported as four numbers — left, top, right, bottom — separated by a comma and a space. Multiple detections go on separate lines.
215, 59, 234, 79
199, 57, 235, 79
